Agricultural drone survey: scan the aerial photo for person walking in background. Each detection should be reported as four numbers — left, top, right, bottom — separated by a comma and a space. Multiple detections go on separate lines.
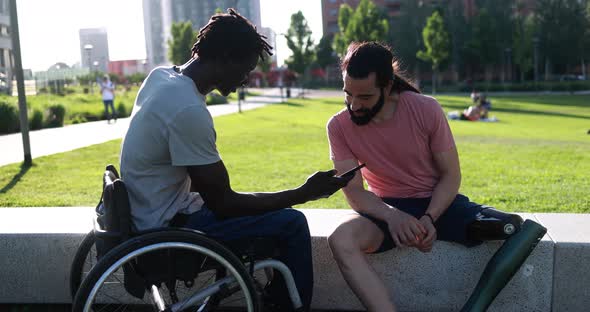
100, 74, 117, 123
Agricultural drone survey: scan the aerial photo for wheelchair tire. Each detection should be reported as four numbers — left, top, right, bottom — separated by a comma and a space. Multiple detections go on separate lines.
72, 229, 261, 312
70, 230, 97, 299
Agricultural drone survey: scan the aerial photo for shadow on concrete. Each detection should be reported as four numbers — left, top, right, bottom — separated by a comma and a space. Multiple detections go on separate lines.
0, 162, 32, 194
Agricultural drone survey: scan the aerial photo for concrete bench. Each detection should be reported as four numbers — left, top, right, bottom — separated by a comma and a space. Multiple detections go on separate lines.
0, 207, 587, 311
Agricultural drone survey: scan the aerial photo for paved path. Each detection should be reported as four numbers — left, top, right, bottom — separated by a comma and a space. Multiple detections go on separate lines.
0, 88, 293, 167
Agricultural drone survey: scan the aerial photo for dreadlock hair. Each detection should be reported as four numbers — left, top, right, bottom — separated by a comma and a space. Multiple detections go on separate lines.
192, 8, 273, 63
341, 41, 420, 94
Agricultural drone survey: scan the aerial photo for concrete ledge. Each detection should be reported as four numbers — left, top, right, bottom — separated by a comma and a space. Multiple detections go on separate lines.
535, 214, 590, 312
0, 208, 585, 311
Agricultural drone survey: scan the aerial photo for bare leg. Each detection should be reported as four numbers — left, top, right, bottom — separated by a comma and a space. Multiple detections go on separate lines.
328, 214, 397, 312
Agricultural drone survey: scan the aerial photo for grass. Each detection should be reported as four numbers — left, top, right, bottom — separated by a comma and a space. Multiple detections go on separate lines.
0, 94, 588, 212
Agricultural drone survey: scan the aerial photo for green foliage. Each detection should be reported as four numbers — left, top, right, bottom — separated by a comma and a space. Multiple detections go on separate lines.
44, 104, 66, 128
332, 0, 389, 57
315, 35, 337, 70
393, 0, 432, 72
29, 109, 44, 130
284, 11, 316, 75
512, 14, 536, 81
417, 11, 449, 71
417, 10, 449, 93
0, 101, 19, 134
332, 4, 354, 56
168, 21, 195, 65
206, 92, 229, 105
535, 0, 588, 74
116, 101, 128, 118
126, 72, 147, 85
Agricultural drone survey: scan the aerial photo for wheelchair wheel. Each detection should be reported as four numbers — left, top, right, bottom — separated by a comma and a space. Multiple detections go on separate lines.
70, 230, 98, 299
72, 229, 261, 312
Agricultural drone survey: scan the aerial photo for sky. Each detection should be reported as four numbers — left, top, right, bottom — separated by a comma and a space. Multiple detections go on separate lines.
16, 0, 323, 72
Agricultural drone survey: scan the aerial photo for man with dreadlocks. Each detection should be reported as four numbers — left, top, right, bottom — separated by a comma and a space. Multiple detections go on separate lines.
120, 9, 352, 311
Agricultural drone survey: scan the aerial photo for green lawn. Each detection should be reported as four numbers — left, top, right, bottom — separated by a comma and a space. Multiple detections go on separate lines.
1, 94, 588, 212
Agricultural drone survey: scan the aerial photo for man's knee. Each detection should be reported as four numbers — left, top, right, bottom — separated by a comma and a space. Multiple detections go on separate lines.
328, 222, 365, 259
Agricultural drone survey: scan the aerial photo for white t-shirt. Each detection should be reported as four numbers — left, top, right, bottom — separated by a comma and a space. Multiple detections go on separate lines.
101, 81, 115, 101
120, 66, 221, 231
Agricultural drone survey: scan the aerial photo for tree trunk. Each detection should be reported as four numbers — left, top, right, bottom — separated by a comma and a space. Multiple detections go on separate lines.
432, 70, 437, 95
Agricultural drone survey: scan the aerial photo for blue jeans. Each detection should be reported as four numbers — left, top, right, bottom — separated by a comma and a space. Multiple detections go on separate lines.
103, 99, 116, 120
181, 207, 313, 311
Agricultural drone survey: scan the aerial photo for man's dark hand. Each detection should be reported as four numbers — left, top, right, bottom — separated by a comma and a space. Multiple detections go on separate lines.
300, 169, 354, 201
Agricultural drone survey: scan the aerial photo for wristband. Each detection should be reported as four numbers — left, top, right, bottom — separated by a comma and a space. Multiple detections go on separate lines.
423, 212, 435, 224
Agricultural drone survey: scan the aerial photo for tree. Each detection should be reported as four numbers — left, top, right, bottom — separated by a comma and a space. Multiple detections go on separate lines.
393, 0, 432, 79
284, 11, 315, 76
512, 8, 536, 81
332, 0, 389, 56
168, 21, 194, 65
417, 11, 449, 94
333, 4, 354, 56
315, 35, 337, 70
535, 0, 588, 78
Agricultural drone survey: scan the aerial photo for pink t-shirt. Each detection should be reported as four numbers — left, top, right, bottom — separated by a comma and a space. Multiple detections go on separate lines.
327, 91, 455, 198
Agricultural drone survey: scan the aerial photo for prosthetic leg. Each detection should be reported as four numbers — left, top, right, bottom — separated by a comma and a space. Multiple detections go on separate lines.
460, 208, 547, 312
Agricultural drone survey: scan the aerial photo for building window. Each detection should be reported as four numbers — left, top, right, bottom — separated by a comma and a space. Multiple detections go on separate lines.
0, 25, 9, 36
0, 48, 5, 68
330, 8, 338, 16
329, 0, 338, 3
328, 22, 339, 33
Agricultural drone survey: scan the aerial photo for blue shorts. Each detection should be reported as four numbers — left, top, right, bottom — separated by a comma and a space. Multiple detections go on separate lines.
361, 194, 485, 253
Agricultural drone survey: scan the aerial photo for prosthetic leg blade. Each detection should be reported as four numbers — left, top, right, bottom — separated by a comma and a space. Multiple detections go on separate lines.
460, 219, 547, 312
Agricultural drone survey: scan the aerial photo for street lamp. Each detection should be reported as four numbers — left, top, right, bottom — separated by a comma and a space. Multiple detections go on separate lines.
84, 44, 93, 93
532, 37, 539, 87
505, 48, 512, 83
54, 64, 60, 94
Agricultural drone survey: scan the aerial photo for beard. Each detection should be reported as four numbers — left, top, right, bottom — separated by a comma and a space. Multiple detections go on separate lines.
346, 89, 385, 126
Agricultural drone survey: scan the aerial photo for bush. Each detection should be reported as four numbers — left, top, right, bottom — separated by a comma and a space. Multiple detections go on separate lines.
70, 114, 87, 124
116, 101, 129, 118
0, 101, 19, 134
29, 109, 44, 130
206, 92, 228, 105
45, 104, 66, 128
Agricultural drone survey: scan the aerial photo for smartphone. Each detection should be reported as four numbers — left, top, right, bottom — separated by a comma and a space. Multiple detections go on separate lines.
338, 163, 366, 178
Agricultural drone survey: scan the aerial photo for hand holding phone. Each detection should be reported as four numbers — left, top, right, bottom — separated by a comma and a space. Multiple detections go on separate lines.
338, 163, 366, 178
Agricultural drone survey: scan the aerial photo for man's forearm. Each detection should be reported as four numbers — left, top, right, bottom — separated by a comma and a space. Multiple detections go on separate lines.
215, 187, 308, 218
343, 188, 394, 221
425, 174, 460, 221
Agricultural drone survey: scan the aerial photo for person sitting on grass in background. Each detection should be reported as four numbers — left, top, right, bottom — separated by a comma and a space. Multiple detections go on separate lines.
460, 100, 488, 121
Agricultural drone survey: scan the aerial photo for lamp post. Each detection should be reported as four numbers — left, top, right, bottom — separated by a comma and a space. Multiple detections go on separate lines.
505, 48, 512, 83
9, 0, 31, 166
84, 44, 93, 93
532, 37, 539, 89
54, 64, 60, 94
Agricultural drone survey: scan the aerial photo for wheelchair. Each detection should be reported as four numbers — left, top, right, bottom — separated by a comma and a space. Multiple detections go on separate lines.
70, 165, 303, 312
